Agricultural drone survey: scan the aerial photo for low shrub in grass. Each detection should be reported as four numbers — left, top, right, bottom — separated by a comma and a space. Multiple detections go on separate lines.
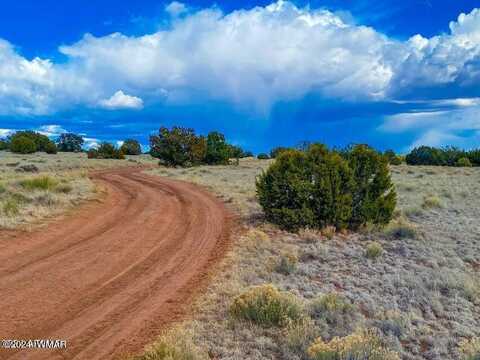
309, 293, 357, 333
230, 284, 303, 327
366, 242, 383, 259
459, 337, 480, 360
257, 153, 270, 160
10, 136, 36, 154
275, 253, 298, 275
133, 327, 208, 360
20, 176, 58, 191
384, 218, 418, 240
282, 317, 320, 359
307, 329, 400, 360
256, 144, 396, 232
2, 198, 20, 217
422, 195, 443, 209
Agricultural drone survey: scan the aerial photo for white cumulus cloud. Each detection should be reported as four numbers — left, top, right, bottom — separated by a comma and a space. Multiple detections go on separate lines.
165, 1, 188, 17
98, 91, 144, 110
1, 1, 480, 118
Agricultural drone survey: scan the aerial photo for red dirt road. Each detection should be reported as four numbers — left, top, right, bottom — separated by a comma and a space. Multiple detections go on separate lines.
0, 167, 231, 360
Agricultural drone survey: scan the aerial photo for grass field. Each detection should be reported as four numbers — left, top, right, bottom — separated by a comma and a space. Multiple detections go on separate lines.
1, 152, 478, 359
0, 151, 156, 229
146, 160, 480, 360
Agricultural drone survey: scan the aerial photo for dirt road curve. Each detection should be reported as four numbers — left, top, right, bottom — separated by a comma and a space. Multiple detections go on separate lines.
0, 167, 232, 360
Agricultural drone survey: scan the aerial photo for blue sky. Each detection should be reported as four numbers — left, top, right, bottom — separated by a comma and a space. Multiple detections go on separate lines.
1, 1, 480, 153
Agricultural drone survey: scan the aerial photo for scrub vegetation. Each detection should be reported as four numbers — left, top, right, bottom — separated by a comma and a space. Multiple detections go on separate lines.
146, 158, 480, 360
2, 131, 479, 360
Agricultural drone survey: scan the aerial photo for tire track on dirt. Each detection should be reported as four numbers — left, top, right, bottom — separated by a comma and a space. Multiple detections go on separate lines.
0, 166, 232, 360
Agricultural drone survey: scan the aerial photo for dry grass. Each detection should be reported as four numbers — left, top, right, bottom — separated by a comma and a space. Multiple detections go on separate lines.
0, 151, 157, 229
144, 161, 480, 360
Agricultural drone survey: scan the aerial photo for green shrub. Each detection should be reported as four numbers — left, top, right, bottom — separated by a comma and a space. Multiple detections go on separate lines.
20, 176, 58, 191
10, 136, 36, 154
384, 150, 402, 165
456, 157, 472, 167
348, 145, 396, 229
405, 145, 469, 166
366, 242, 383, 259
44, 141, 58, 154
257, 144, 396, 232
57, 133, 84, 152
467, 149, 480, 166
9, 131, 52, 152
406, 146, 444, 166
87, 143, 125, 159
230, 284, 303, 327
257, 153, 270, 160
120, 139, 142, 155
0, 139, 8, 150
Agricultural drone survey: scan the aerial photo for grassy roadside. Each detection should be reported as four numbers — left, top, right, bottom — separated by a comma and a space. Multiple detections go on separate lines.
143, 160, 480, 360
0, 151, 157, 229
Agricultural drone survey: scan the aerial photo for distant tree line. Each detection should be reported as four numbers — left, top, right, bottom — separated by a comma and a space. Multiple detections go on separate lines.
405, 146, 479, 167
0, 127, 253, 164
0, 130, 144, 160
0, 131, 58, 154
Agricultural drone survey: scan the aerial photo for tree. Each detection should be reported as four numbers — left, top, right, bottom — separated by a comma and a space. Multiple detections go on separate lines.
120, 139, 142, 155
256, 144, 396, 232
10, 136, 37, 154
150, 126, 206, 167
0, 139, 8, 150
384, 150, 402, 165
347, 145, 396, 228
406, 146, 446, 166
227, 144, 246, 159
205, 131, 230, 165
57, 133, 84, 152
257, 153, 270, 160
8, 131, 55, 153
44, 141, 58, 154
87, 143, 125, 159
